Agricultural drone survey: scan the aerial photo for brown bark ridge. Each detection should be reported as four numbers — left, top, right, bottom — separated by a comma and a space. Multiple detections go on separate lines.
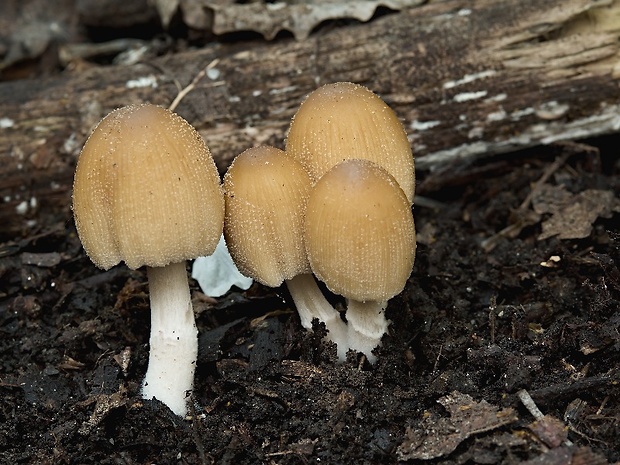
1, 0, 620, 240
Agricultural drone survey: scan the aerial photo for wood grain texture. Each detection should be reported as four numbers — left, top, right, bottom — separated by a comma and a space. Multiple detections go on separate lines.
1, 0, 620, 240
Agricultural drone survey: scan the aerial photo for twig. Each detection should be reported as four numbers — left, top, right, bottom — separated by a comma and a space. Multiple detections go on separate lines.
168, 59, 223, 112
432, 343, 444, 372
517, 389, 544, 420
529, 372, 615, 405
481, 151, 571, 252
518, 151, 571, 210
518, 389, 575, 446
596, 395, 609, 416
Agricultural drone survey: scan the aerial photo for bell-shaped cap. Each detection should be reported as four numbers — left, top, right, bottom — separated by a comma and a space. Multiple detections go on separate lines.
305, 159, 416, 302
72, 104, 224, 270
223, 146, 312, 287
286, 82, 414, 204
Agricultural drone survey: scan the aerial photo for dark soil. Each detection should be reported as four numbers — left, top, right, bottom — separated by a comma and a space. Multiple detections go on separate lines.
1, 2, 620, 464
1, 140, 619, 464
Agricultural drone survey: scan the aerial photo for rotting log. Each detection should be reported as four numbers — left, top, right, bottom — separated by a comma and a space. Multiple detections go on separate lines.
1, 0, 620, 240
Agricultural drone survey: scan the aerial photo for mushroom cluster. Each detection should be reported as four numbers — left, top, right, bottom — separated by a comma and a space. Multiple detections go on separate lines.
72, 81, 415, 417
285, 82, 416, 362
221, 82, 416, 362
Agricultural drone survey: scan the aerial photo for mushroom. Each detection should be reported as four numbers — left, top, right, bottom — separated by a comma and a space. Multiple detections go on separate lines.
72, 103, 224, 416
305, 159, 416, 363
286, 81, 415, 204
223, 145, 348, 357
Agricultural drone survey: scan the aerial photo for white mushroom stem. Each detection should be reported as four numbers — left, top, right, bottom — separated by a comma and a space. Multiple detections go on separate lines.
345, 299, 389, 364
285, 273, 350, 361
142, 261, 198, 417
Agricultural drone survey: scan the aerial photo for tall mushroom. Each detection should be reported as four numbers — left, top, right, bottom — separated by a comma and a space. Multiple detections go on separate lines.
305, 159, 416, 362
72, 103, 224, 416
223, 146, 348, 357
286, 81, 415, 204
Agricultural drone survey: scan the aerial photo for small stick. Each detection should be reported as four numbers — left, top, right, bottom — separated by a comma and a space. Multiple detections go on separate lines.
481, 151, 571, 252
596, 395, 609, 415
518, 388, 574, 446
432, 343, 444, 372
529, 372, 613, 404
168, 59, 223, 112
518, 151, 571, 210
517, 389, 544, 420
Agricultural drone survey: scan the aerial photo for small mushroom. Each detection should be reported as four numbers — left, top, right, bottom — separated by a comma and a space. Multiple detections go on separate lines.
223, 146, 348, 356
286, 81, 415, 204
305, 159, 416, 362
72, 103, 224, 416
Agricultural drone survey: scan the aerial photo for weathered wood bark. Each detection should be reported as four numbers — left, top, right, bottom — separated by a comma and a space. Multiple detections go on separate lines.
1, 0, 620, 240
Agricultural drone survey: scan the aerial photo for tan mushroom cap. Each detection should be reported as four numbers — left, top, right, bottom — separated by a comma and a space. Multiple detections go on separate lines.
72, 103, 224, 270
286, 81, 415, 204
305, 159, 416, 302
223, 146, 312, 287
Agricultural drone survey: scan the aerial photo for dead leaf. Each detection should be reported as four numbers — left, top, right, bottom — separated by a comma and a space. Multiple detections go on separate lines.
78, 386, 129, 435
532, 185, 620, 240
180, 0, 424, 40
396, 391, 518, 461
527, 415, 568, 448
